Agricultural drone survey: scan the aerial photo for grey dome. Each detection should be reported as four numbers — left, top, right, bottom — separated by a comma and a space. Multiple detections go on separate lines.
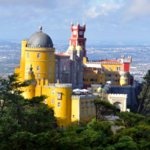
27, 27, 53, 48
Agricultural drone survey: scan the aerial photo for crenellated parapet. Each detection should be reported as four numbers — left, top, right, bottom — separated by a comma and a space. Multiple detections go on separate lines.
25, 47, 55, 52
108, 94, 127, 98
49, 83, 72, 88
71, 94, 99, 99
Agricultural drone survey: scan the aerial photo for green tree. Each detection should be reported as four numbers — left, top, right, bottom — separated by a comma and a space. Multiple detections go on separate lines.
0, 74, 56, 149
137, 70, 150, 114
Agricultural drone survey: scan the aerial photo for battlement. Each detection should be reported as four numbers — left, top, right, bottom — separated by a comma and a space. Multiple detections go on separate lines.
108, 94, 127, 98
71, 94, 99, 99
36, 78, 72, 88
71, 22, 86, 31
49, 83, 72, 88
25, 47, 55, 51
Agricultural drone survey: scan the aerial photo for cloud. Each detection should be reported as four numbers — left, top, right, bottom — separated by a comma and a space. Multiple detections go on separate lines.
86, 3, 122, 18
124, 0, 150, 20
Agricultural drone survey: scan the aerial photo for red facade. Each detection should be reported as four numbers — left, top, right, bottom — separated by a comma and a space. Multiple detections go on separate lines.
69, 23, 87, 57
122, 63, 130, 72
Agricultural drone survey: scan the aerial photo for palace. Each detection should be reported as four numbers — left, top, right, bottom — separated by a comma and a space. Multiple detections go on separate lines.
15, 23, 132, 127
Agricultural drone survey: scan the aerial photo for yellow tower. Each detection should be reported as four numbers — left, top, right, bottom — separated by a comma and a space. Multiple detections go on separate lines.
15, 39, 28, 81
52, 83, 72, 127
23, 26, 55, 83
23, 65, 36, 99
120, 71, 128, 86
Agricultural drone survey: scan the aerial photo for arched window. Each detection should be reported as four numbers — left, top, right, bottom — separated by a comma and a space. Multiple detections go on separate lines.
82, 110, 84, 116
37, 74, 40, 78
26, 65, 29, 71
27, 53, 29, 58
49, 74, 51, 78
37, 66, 40, 71
58, 102, 61, 108
49, 53, 52, 59
49, 66, 51, 71
87, 101, 90, 108
82, 102, 85, 108
91, 101, 94, 107
51, 99, 54, 104
86, 110, 88, 115
37, 53, 41, 58
52, 90, 55, 95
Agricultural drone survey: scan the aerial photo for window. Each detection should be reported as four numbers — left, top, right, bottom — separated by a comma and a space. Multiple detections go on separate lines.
86, 110, 88, 115
87, 101, 90, 108
73, 31, 76, 35
82, 102, 85, 108
49, 53, 52, 59
37, 74, 40, 78
82, 110, 84, 116
109, 66, 112, 70
29, 89, 31, 92
37, 66, 40, 71
57, 93, 62, 100
116, 67, 120, 71
63, 66, 66, 71
26, 65, 29, 71
58, 102, 61, 107
27, 53, 29, 58
91, 101, 94, 107
83, 78, 88, 82
91, 109, 93, 114
79, 31, 83, 35
49, 74, 51, 78
51, 99, 54, 104
37, 53, 41, 58
90, 79, 97, 82
52, 90, 55, 95
49, 66, 51, 71
44, 99, 47, 104
26, 73, 29, 77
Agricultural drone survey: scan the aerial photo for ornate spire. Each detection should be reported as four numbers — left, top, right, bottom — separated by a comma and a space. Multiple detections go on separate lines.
30, 64, 33, 72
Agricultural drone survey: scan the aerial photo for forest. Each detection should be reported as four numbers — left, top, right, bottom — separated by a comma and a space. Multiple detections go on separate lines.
0, 73, 150, 150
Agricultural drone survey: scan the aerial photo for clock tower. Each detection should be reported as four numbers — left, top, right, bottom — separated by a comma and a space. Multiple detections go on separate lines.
69, 22, 87, 57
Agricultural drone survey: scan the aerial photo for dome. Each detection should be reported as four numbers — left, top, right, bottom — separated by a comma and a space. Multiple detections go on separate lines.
68, 45, 75, 51
97, 87, 102, 92
27, 26, 53, 48
76, 45, 83, 50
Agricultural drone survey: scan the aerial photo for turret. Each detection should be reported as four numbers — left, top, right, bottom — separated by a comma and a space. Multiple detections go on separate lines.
24, 65, 36, 99
27, 64, 35, 80
69, 22, 87, 57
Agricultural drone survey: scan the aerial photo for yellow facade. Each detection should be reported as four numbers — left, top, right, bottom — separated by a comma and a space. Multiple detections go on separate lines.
25, 47, 55, 82
71, 95, 99, 122
83, 63, 129, 87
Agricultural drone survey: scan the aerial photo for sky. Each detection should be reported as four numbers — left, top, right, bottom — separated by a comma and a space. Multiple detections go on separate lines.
1, 0, 150, 45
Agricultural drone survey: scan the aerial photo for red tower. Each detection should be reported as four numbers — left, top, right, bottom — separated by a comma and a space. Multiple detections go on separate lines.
69, 22, 87, 57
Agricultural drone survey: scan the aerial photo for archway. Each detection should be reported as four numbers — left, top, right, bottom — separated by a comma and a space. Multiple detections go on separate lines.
113, 102, 122, 112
